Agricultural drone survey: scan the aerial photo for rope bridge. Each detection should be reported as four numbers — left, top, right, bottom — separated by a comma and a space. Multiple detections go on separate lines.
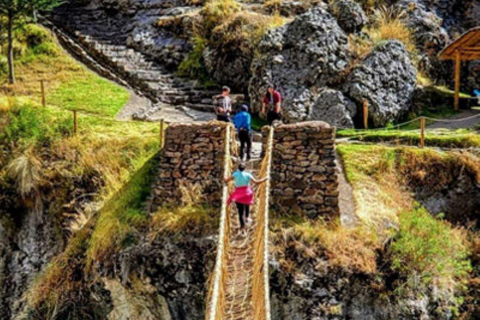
206, 126, 274, 320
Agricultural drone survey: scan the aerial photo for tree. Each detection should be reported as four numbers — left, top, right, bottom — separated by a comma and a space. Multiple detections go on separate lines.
0, 0, 61, 84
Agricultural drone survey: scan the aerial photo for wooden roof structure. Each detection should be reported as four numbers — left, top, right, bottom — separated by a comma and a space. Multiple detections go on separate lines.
438, 27, 480, 110
439, 27, 480, 61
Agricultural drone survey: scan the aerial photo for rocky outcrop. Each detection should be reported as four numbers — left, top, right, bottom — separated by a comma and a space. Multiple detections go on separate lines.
330, 0, 368, 34
249, 6, 352, 124
308, 89, 357, 128
114, 234, 216, 320
0, 210, 64, 320
343, 41, 417, 127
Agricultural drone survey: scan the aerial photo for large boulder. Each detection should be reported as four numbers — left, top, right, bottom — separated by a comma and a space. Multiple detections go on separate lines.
249, 6, 352, 125
202, 12, 268, 92
308, 89, 357, 128
343, 40, 417, 127
330, 0, 368, 34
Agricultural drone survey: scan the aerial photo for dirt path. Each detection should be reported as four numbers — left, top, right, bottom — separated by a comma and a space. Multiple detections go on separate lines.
335, 151, 358, 227
427, 108, 480, 130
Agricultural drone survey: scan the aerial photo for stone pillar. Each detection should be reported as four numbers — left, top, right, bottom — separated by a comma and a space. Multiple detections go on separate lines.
152, 121, 236, 208
263, 121, 339, 219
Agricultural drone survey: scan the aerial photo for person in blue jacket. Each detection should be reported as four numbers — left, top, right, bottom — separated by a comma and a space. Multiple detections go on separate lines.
233, 104, 252, 161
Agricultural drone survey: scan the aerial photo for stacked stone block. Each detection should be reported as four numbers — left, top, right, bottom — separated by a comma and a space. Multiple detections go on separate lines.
263, 121, 339, 219
153, 121, 236, 207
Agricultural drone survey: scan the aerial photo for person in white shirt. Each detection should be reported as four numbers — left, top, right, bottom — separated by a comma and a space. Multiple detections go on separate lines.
214, 86, 232, 122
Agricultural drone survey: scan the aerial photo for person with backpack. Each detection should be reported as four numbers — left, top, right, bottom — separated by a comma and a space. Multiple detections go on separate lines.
233, 104, 252, 161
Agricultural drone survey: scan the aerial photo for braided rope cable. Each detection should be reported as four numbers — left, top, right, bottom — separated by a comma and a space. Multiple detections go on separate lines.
252, 126, 274, 320
206, 124, 232, 320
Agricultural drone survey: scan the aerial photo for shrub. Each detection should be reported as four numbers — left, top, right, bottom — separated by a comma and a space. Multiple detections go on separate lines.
178, 36, 208, 79
201, 0, 242, 31
1, 103, 72, 145
20, 24, 51, 48
0, 56, 7, 74
32, 42, 59, 56
389, 207, 471, 292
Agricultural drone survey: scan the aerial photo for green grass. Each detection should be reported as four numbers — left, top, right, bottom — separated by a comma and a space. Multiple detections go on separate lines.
47, 76, 130, 117
87, 154, 157, 267
1, 24, 130, 118
390, 207, 471, 298
337, 128, 480, 148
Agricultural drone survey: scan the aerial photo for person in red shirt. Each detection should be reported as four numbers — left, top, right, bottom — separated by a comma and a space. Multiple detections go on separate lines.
261, 84, 282, 125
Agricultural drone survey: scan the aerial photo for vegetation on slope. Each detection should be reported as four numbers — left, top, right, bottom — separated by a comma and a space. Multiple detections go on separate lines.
0, 24, 161, 317
1, 24, 130, 117
178, 0, 286, 81
270, 144, 477, 316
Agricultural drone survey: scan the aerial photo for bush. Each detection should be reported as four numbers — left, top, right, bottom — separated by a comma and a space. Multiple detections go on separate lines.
0, 56, 7, 74
21, 24, 51, 47
389, 207, 471, 292
32, 42, 59, 56
178, 36, 208, 79
1, 103, 72, 145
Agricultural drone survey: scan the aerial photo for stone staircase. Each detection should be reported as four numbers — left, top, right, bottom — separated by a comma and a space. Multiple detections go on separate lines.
47, 5, 218, 122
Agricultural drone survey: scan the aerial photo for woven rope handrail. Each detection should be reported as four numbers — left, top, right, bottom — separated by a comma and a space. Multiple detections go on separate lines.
206, 125, 232, 320
252, 126, 274, 320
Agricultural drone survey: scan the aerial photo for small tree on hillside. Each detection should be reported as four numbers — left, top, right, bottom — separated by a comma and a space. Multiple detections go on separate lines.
0, 0, 61, 84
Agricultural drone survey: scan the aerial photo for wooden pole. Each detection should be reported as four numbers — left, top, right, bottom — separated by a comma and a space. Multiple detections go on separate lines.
362, 99, 368, 129
73, 110, 77, 135
454, 50, 461, 111
420, 116, 425, 148
160, 119, 164, 148
40, 79, 46, 107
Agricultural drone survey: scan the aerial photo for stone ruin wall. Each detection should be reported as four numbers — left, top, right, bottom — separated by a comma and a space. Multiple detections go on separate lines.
151, 121, 236, 208
151, 121, 339, 219
263, 122, 339, 219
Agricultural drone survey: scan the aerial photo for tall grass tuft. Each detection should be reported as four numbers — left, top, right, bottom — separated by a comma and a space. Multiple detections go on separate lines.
6, 149, 43, 209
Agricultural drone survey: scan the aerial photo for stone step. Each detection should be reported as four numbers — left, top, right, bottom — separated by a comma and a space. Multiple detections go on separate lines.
48, 5, 222, 120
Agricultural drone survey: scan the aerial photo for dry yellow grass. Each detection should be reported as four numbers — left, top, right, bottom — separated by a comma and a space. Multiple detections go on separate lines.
349, 6, 417, 59
149, 182, 218, 238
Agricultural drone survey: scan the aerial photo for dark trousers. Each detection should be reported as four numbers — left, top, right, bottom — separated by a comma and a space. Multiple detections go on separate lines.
217, 114, 231, 122
267, 110, 281, 125
238, 129, 252, 160
236, 202, 250, 229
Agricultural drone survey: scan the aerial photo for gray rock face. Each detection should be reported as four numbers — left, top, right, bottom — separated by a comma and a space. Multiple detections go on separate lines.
0, 210, 64, 320
203, 40, 254, 92
249, 6, 352, 123
330, 0, 368, 33
116, 235, 216, 320
343, 41, 417, 127
308, 89, 357, 128
127, 13, 192, 69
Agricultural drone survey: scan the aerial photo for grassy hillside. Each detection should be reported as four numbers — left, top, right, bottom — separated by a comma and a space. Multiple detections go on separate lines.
1, 24, 129, 117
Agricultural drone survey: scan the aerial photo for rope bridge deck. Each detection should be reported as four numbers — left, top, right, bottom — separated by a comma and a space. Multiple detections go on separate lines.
206, 126, 274, 320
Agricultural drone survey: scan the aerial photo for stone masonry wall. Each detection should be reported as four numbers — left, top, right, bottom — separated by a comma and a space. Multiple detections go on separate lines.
263, 122, 339, 219
152, 121, 236, 208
